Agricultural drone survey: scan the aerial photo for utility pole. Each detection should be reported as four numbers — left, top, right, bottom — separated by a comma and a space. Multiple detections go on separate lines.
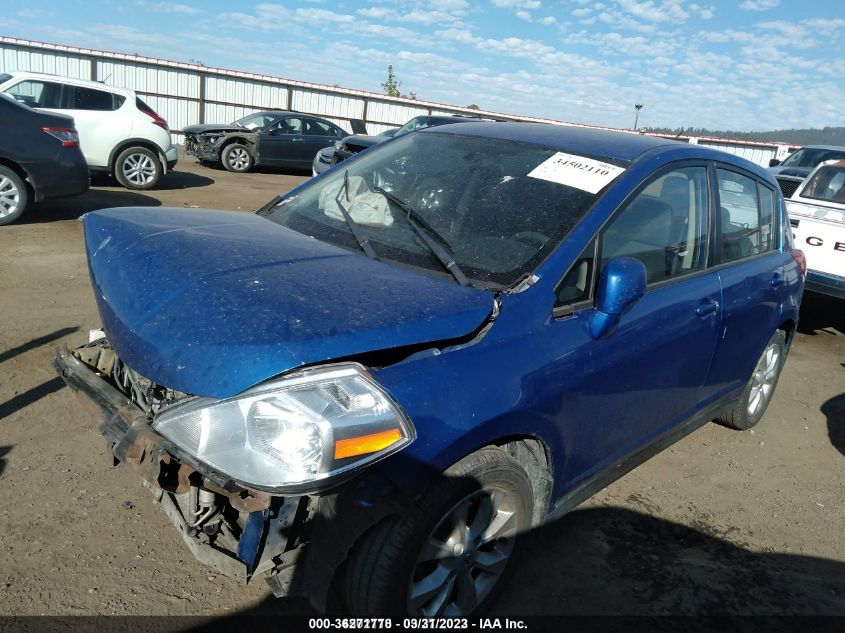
634, 103, 644, 130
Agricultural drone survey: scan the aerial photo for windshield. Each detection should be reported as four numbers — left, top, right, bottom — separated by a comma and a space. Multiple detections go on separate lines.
0, 73, 11, 86
800, 164, 845, 203
782, 148, 845, 169
233, 112, 278, 130
260, 131, 610, 288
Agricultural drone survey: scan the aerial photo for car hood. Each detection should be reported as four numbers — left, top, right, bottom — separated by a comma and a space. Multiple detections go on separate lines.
341, 134, 384, 149
81, 207, 493, 399
182, 123, 247, 135
769, 166, 811, 179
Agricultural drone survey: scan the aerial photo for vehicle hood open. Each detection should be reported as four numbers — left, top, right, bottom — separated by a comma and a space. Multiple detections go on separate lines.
182, 123, 247, 136
81, 208, 493, 399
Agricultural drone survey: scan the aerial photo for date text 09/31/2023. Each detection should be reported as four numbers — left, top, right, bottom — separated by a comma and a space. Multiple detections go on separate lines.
308, 618, 528, 630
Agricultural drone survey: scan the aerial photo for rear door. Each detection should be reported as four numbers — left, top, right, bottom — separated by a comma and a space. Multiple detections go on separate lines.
302, 118, 344, 167
60, 85, 129, 168
258, 116, 307, 166
704, 167, 788, 400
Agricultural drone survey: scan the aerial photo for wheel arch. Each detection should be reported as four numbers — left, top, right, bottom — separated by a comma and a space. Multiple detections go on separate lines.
0, 157, 37, 200
778, 318, 796, 346
219, 136, 255, 156
108, 139, 165, 174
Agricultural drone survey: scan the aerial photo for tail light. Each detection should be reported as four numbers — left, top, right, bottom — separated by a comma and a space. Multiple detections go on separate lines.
136, 98, 169, 132
42, 127, 79, 147
790, 249, 807, 276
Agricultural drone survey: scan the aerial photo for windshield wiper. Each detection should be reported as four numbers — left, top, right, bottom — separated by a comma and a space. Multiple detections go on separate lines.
372, 186, 470, 286
335, 170, 379, 260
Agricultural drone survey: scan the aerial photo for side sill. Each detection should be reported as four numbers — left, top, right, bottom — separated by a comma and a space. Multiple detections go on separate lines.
544, 396, 737, 524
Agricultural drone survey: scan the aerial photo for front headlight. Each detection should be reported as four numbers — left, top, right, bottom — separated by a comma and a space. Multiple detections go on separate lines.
152, 364, 414, 491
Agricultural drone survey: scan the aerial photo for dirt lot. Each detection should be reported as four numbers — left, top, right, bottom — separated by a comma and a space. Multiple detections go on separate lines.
0, 155, 843, 618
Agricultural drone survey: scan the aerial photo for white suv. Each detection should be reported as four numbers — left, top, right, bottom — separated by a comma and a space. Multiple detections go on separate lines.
0, 71, 177, 190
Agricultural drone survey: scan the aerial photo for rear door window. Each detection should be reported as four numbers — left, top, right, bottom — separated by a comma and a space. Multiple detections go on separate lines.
717, 169, 775, 262
69, 86, 124, 111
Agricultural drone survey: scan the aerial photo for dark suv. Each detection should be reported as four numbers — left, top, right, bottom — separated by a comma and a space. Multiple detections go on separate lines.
0, 93, 88, 225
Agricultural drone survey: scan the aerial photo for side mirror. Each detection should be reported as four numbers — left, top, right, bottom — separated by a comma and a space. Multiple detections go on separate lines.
769, 158, 781, 167
588, 257, 647, 339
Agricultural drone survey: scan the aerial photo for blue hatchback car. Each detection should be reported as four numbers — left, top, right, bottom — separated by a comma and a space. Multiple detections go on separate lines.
56, 123, 805, 617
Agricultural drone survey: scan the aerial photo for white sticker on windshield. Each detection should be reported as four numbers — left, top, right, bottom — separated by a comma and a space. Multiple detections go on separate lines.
528, 152, 625, 194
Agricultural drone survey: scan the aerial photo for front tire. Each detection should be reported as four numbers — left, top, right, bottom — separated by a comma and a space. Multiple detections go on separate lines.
222, 143, 253, 173
717, 330, 786, 430
343, 447, 533, 617
114, 146, 162, 190
0, 166, 29, 225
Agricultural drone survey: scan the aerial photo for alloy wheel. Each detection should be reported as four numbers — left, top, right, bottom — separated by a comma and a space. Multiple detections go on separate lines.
407, 488, 518, 616
0, 175, 20, 218
121, 153, 157, 186
747, 341, 781, 417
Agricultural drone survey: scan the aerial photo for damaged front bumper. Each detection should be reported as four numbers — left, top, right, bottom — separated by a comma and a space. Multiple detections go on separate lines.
54, 345, 310, 594
184, 134, 224, 162
54, 343, 407, 610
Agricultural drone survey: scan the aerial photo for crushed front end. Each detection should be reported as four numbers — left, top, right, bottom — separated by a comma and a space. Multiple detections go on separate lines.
54, 338, 412, 608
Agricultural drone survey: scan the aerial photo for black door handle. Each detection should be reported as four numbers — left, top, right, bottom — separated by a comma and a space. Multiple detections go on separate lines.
771, 274, 783, 288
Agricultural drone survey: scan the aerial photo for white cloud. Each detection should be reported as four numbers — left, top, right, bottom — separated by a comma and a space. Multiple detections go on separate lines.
739, 0, 780, 11
515, 10, 532, 21
149, 2, 200, 14
436, 27, 481, 44
572, 8, 591, 17
490, 0, 541, 8
430, 0, 469, 10
690, 4, 715, 19
539, 16, 557, 25
615, 0, 689, 23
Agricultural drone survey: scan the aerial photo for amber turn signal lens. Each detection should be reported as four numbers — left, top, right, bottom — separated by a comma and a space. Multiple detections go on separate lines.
334, 428, 402, 460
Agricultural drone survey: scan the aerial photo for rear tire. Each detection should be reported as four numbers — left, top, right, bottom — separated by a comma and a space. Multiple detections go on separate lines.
0, 166, 29, 225
716, 330, 786, 430
114, 146, 162, 190
342, 447, 533, 617
222, 143, 253, 173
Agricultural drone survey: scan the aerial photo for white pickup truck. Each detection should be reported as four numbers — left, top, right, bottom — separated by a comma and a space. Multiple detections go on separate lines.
786, 160, 845, 299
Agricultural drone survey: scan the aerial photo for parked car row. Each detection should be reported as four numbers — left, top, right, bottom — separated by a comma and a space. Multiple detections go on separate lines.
57, 121, 805, 616
0, 70, 180, 224
0, 92, 88, 225
0, 71, 177, 191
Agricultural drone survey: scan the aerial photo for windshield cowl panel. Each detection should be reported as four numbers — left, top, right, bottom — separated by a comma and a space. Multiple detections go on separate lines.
262, 132, 615, 288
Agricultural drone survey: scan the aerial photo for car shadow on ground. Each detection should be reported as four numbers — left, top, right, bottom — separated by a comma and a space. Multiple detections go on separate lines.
22, 188, 162, 223
0, 377, 65, 422
149, 170, 215, 191
0, 445, 10, 478
187, 505, 845, 626
0, 327, 79, 364
821, 393, 845, 457
191, 160, 312, 178
797, 292, 845, 336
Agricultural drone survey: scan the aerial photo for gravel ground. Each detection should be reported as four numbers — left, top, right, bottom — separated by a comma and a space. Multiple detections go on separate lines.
0, 155, 843, 618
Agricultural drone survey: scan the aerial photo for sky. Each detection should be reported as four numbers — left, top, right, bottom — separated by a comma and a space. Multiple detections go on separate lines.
0, 0, 843, 132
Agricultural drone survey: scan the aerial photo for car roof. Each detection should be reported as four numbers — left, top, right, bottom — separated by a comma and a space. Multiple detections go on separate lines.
3, 70, 135, 97
422, 121, 682, 163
